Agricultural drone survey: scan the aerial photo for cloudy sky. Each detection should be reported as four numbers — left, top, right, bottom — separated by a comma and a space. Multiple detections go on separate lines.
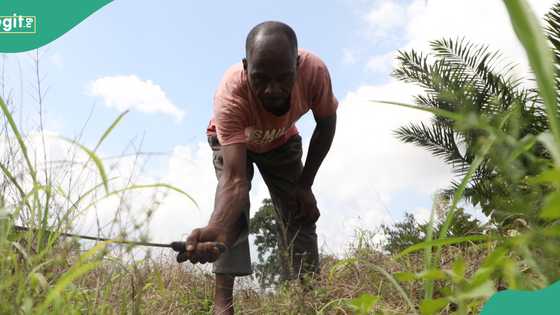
1, 0, 556, 257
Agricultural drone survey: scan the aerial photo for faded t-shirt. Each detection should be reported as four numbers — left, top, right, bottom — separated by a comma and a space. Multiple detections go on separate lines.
206, 49, 338, 153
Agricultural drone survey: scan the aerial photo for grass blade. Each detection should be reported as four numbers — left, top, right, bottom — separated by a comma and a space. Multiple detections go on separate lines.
59, 137, 109, 194
0, 97, 37, 183
503, 0, 560, 164
371, 100, 464, 121
35, 242, 106, 313
80, 182, 199, 215
396, 235, 490, 259
0, 161, 28, 202
368, 264, 419, 315
423, 197, 437, 299
94, 110, 129, 152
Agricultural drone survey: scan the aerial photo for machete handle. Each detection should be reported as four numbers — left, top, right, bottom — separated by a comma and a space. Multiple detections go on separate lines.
170, 241, 227, 254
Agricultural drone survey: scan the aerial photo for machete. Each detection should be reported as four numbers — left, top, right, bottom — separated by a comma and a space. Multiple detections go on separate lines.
12, 225, 227, 261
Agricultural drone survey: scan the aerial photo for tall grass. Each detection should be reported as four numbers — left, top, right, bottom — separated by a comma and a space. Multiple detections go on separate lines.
0, 55, 194, 313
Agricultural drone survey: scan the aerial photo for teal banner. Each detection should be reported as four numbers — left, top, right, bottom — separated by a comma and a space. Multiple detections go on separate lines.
481, 281, 560, 314
0, 0, 112, 53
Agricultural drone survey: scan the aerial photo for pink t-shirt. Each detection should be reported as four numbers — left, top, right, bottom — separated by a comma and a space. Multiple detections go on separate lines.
207, 49, 338, 153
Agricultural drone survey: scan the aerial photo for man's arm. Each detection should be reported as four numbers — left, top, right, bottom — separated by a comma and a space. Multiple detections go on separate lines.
183, 143, 249, 263
208, 143, 250, 243
294, 113, 336, 224
299, 113, 337, 188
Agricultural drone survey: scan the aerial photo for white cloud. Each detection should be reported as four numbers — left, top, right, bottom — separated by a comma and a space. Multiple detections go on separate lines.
412, 207, 432, 224
0, 129, 187, 247
366, 50, 396, 75
357, 0, 555, 79
1, 131, 121, 229
313, 80, 455, 253
88, 75, 185, 122
403, 0, 555, 77
365, 0, 408, 39
146, 143, 217, 242
342, 48, 358, 65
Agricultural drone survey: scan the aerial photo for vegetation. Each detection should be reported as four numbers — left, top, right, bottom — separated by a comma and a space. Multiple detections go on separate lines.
249, 198, 283, 290
1, 0, 560, 314
380, 207, 483, 256
391, 2, 560, 226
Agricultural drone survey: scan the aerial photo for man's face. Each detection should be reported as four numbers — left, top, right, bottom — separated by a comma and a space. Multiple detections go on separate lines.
244, 38, 298, 116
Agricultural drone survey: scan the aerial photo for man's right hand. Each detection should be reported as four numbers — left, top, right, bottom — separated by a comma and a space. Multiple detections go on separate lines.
177, 225, 227, 264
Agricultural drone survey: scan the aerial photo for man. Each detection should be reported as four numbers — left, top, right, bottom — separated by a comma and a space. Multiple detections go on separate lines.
178, 21, 337, 314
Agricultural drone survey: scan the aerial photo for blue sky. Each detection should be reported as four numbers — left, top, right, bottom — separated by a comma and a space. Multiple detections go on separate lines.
32, 0, 399, 151
2, 0, 555, 254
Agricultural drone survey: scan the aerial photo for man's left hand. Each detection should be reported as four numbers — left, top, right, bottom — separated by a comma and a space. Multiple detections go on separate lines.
294, 184, 320, 224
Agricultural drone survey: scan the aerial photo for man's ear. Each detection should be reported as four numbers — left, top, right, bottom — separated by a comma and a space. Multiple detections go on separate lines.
242, 58, 248, 71
296, 55, 301, 68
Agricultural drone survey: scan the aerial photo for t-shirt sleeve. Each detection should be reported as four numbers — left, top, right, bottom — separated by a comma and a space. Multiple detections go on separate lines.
213, 71, 249, 146
309, 56, 338, 118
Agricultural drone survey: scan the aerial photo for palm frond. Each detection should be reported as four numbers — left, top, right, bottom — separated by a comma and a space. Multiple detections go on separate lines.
545, 2, 560, 63
430, 38, 533, 113
393, 40, 532, 120
394, 121, 470, 174
544, 2, 560, 103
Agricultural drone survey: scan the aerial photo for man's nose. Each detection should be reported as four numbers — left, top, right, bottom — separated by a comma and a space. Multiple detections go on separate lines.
264, 80, 282, 95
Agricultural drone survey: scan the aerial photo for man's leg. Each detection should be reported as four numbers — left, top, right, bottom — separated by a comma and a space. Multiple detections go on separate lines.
208, 135, 254, 314
252, 135, 320, 281
214, 274, 235, 315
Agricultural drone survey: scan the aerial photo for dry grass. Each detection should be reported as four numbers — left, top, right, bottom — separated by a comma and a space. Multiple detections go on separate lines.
38, 240, 490, 315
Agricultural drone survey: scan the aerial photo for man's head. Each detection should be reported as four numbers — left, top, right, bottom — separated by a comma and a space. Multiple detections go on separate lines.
243, 21, 299, 116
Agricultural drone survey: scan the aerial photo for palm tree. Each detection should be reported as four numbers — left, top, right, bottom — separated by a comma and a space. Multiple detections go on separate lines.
392, 3, 560, 222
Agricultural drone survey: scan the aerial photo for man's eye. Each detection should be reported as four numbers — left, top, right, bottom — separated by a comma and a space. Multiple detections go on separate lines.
279, 75, 292, 82
278, 73, 294, 82
252, 75, 266, 83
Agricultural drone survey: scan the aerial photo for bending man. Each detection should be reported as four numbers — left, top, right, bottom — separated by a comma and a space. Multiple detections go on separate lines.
179, 21, 338, 314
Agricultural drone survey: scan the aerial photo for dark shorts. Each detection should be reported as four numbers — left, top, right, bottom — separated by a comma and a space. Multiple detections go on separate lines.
208, 134, 319, 278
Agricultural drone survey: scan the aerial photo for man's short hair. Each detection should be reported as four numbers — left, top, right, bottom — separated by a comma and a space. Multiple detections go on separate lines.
245, 21, 298, 58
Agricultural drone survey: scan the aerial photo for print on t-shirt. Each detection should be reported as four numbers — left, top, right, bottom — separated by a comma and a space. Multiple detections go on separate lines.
245, 126, 289, 145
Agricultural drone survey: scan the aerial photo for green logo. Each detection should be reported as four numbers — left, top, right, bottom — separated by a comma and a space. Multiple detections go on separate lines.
0, 14, 36, 34
481, 281, 560, 314
0, 0, 112, 53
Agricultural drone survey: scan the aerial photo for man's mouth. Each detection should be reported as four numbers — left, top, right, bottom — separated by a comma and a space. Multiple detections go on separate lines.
263, 97, 285, 105
263, 98, 290, 116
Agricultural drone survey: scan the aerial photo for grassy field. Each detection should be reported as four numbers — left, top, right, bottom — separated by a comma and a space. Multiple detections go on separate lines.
2, 1, 560, 314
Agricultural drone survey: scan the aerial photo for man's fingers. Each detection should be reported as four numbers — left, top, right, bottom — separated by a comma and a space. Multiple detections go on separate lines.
176, 241, 224, 264
176, 251, 189, 263
186, 228, 201, 254
199, 242, 222, 263
195, 242, 219, 263
197, 242, 211, 264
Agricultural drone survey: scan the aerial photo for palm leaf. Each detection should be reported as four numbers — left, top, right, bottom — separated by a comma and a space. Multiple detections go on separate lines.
394, 121, 469, 174
544, 2, 560, 105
